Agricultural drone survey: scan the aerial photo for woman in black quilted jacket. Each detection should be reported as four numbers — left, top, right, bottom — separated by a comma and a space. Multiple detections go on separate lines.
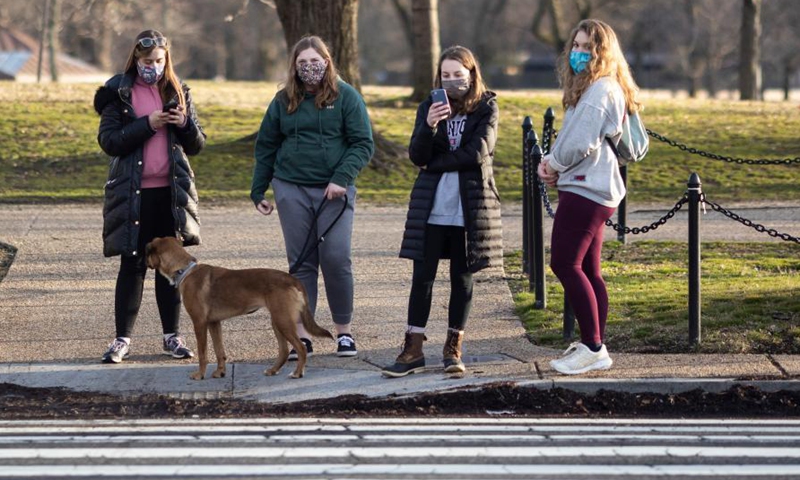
93, 30, 206, 365
382, 46, 502, 378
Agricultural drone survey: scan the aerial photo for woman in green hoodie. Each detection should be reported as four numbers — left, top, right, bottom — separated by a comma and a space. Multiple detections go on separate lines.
251, 35, 374, 359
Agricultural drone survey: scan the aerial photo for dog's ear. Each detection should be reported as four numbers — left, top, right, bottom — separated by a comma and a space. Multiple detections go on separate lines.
145, 241, 159, 269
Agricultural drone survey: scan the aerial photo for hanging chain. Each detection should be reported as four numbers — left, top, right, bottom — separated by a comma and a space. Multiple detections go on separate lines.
647, 130, 800, 165
701, 195, 800, 244
605, 195, 688, 234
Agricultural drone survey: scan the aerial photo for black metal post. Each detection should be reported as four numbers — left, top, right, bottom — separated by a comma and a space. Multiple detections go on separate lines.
617, 166, 628, 244
688, 173, 702, 345
521, 117, 532, 274
526, 131, 539, 286
531, 142, 546, 309
563, 296, 575, 340
542, 108, 555, 153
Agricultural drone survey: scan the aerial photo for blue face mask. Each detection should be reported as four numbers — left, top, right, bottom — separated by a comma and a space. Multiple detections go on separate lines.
569, 51, 591, 74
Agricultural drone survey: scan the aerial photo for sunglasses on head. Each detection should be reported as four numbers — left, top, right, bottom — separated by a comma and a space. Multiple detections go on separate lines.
137, 37, 167, 49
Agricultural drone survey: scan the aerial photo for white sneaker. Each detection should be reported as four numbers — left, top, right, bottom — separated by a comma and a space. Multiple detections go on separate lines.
549, 342, 613, 375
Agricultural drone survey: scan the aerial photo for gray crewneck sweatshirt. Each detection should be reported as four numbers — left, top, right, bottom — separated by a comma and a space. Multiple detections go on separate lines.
547, 77, 627, 207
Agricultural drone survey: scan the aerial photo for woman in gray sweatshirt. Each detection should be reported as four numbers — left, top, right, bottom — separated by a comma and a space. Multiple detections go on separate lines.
537, 19, 643, 375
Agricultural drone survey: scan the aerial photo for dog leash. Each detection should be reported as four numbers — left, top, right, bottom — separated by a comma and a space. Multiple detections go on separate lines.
289, 193, 349, 275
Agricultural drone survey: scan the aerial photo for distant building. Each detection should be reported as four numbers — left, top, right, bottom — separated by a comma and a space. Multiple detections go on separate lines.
0, 25, 108, 83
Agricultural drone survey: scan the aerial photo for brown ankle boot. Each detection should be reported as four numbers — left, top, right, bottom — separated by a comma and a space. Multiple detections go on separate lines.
381, 332, 426, 378
443, 329, 465, 373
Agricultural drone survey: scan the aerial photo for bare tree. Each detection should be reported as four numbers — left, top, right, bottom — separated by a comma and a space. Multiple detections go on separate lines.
739, 0, 762, 100
409, 0, 439, 101
531, 0, 592, 55
37, 0, 49, 83
47, 0, 61, 82
274, 0, 361, 89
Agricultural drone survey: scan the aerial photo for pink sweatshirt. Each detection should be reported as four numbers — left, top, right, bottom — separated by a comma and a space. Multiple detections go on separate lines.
132, 77, 170, 188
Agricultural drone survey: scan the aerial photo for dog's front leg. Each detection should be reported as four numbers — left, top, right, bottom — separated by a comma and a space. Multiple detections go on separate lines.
208, 322, 227, 378
190, 322, 208, 380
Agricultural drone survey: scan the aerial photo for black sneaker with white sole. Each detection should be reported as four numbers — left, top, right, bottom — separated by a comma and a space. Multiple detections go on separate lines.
336, 334, 357, 357
163, 334, 194, 359
288, 338, 313, 361
102, 338, 130, 364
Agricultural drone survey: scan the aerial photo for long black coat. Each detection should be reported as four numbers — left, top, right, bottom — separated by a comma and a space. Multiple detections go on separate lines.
93, 73, 206, 257
399, 92, 503, 273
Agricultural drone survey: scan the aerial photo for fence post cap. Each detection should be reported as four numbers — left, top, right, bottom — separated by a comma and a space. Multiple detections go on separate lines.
522, 116, 532, 128
544, 107, 555, 120
688, 172, 702, 187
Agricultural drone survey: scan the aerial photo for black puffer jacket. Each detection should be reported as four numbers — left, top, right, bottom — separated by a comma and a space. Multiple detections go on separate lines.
399, 92, 503, 273
93, 73, 206, 257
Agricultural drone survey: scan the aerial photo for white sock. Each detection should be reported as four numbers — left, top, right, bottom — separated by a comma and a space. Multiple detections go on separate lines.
118, 337, 131, 345
408, 326, 426, 334
163, 333, 176, 342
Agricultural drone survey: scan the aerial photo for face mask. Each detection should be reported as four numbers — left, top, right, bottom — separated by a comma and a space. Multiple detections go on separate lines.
569, 51, 591, 74
441, 77, 470, 99
137, 62, 164, 85
297, 62, 327, 86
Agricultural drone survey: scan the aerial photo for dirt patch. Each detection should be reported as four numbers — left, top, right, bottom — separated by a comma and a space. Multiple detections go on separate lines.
0, 241, 16, 285
2, 382, 799, 419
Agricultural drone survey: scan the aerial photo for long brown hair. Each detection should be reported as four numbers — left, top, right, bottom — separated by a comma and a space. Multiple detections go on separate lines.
282, 36, 339, 114
557, 19, 641, 114
123, 30, 185, 109
435, 45, 487, 115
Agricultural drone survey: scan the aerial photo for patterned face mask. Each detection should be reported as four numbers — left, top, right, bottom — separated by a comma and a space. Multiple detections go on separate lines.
137, 62, 164, 85
297, 62, 327, 86
441, 77, 471, 99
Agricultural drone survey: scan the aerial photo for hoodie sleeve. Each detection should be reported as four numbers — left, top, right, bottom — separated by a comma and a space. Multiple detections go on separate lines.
250, 96, 284, 205
329, 84, 374, 188
548, 82, 623, 173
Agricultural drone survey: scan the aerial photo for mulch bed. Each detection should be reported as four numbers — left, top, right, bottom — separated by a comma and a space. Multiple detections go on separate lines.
2, 382, 799, 419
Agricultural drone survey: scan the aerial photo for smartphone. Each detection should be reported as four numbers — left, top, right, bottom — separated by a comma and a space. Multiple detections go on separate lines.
162, 100, 179, 113
430, 88, 450, 111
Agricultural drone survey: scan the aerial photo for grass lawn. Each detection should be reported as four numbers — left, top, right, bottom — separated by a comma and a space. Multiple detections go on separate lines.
0, 81, 798, 204
1, 81, 798, 353
508, 241, 800, 354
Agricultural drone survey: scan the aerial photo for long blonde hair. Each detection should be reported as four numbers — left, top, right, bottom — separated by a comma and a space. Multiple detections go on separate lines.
282, 36, 340, 114
123, 30, 185, 109
558, 19, 641, 114
435, 45, 487, 115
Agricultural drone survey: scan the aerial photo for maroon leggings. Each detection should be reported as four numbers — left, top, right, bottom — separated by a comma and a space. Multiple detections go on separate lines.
549, 191, 615, 346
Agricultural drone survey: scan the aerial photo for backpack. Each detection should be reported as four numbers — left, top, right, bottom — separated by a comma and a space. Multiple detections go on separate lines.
607, 111, 649, 166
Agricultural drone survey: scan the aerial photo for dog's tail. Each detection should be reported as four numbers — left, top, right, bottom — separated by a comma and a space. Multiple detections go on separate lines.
298, 288, 334, 340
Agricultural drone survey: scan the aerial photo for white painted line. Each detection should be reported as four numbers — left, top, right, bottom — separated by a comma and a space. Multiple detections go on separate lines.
1, 446, 800, 459
1, 463, 800, 477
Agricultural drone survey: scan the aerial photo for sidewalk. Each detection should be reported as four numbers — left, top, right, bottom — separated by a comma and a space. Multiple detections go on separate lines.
1, 202, 798, 405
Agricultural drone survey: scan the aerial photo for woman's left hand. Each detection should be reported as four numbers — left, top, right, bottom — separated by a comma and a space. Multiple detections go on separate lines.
166, 104, 187, 127
324, 182, 347, 200
537, 159, 559, 187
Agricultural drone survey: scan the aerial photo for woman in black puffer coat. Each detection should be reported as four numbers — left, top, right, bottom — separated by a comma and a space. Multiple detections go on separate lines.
383, 46, 502, 378
93, 30, 205, 365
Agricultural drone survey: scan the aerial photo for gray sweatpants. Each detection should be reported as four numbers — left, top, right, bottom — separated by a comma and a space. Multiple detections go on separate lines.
272, 178, 356, 325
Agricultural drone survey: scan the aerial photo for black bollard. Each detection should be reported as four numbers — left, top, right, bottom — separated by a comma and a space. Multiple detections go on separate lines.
617, 165, 628, 244
522, 117, 532, 274
531, 143, 546, 309
688, 173, 702, 345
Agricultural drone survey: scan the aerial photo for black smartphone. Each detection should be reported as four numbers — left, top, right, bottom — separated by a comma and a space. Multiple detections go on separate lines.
430, 88, 450, 110
162, 100, 179, 113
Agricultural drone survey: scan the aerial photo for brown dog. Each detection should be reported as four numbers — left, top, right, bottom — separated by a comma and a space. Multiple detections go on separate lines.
145, 236, 333, 381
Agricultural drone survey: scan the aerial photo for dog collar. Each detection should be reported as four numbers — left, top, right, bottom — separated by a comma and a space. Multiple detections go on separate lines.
172, 261, 198, 287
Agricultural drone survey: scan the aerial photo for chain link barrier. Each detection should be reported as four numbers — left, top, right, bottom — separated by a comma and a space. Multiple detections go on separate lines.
701, 195, 800, 244
647, 130, 800, 166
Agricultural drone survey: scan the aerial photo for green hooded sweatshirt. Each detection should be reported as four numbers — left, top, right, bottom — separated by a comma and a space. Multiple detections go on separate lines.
250, 79, 374, 205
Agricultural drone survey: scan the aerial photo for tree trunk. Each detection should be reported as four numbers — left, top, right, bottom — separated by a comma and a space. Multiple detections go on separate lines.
37, 0, 50, 83
47, 0, 61, 82
739, 0, 762, 100
94, 0, 113, 73
531, 0, 569, 55
410, 0, 439, 102
275, 0, 361, 90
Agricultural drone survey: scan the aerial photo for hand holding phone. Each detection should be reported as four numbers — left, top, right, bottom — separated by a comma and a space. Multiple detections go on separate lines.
162, 100, 179, 113
428, 89, 451, 128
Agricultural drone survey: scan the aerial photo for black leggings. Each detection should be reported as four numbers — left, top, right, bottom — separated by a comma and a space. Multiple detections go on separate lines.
407, 224, 473, 331
114, 187, 181, 338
